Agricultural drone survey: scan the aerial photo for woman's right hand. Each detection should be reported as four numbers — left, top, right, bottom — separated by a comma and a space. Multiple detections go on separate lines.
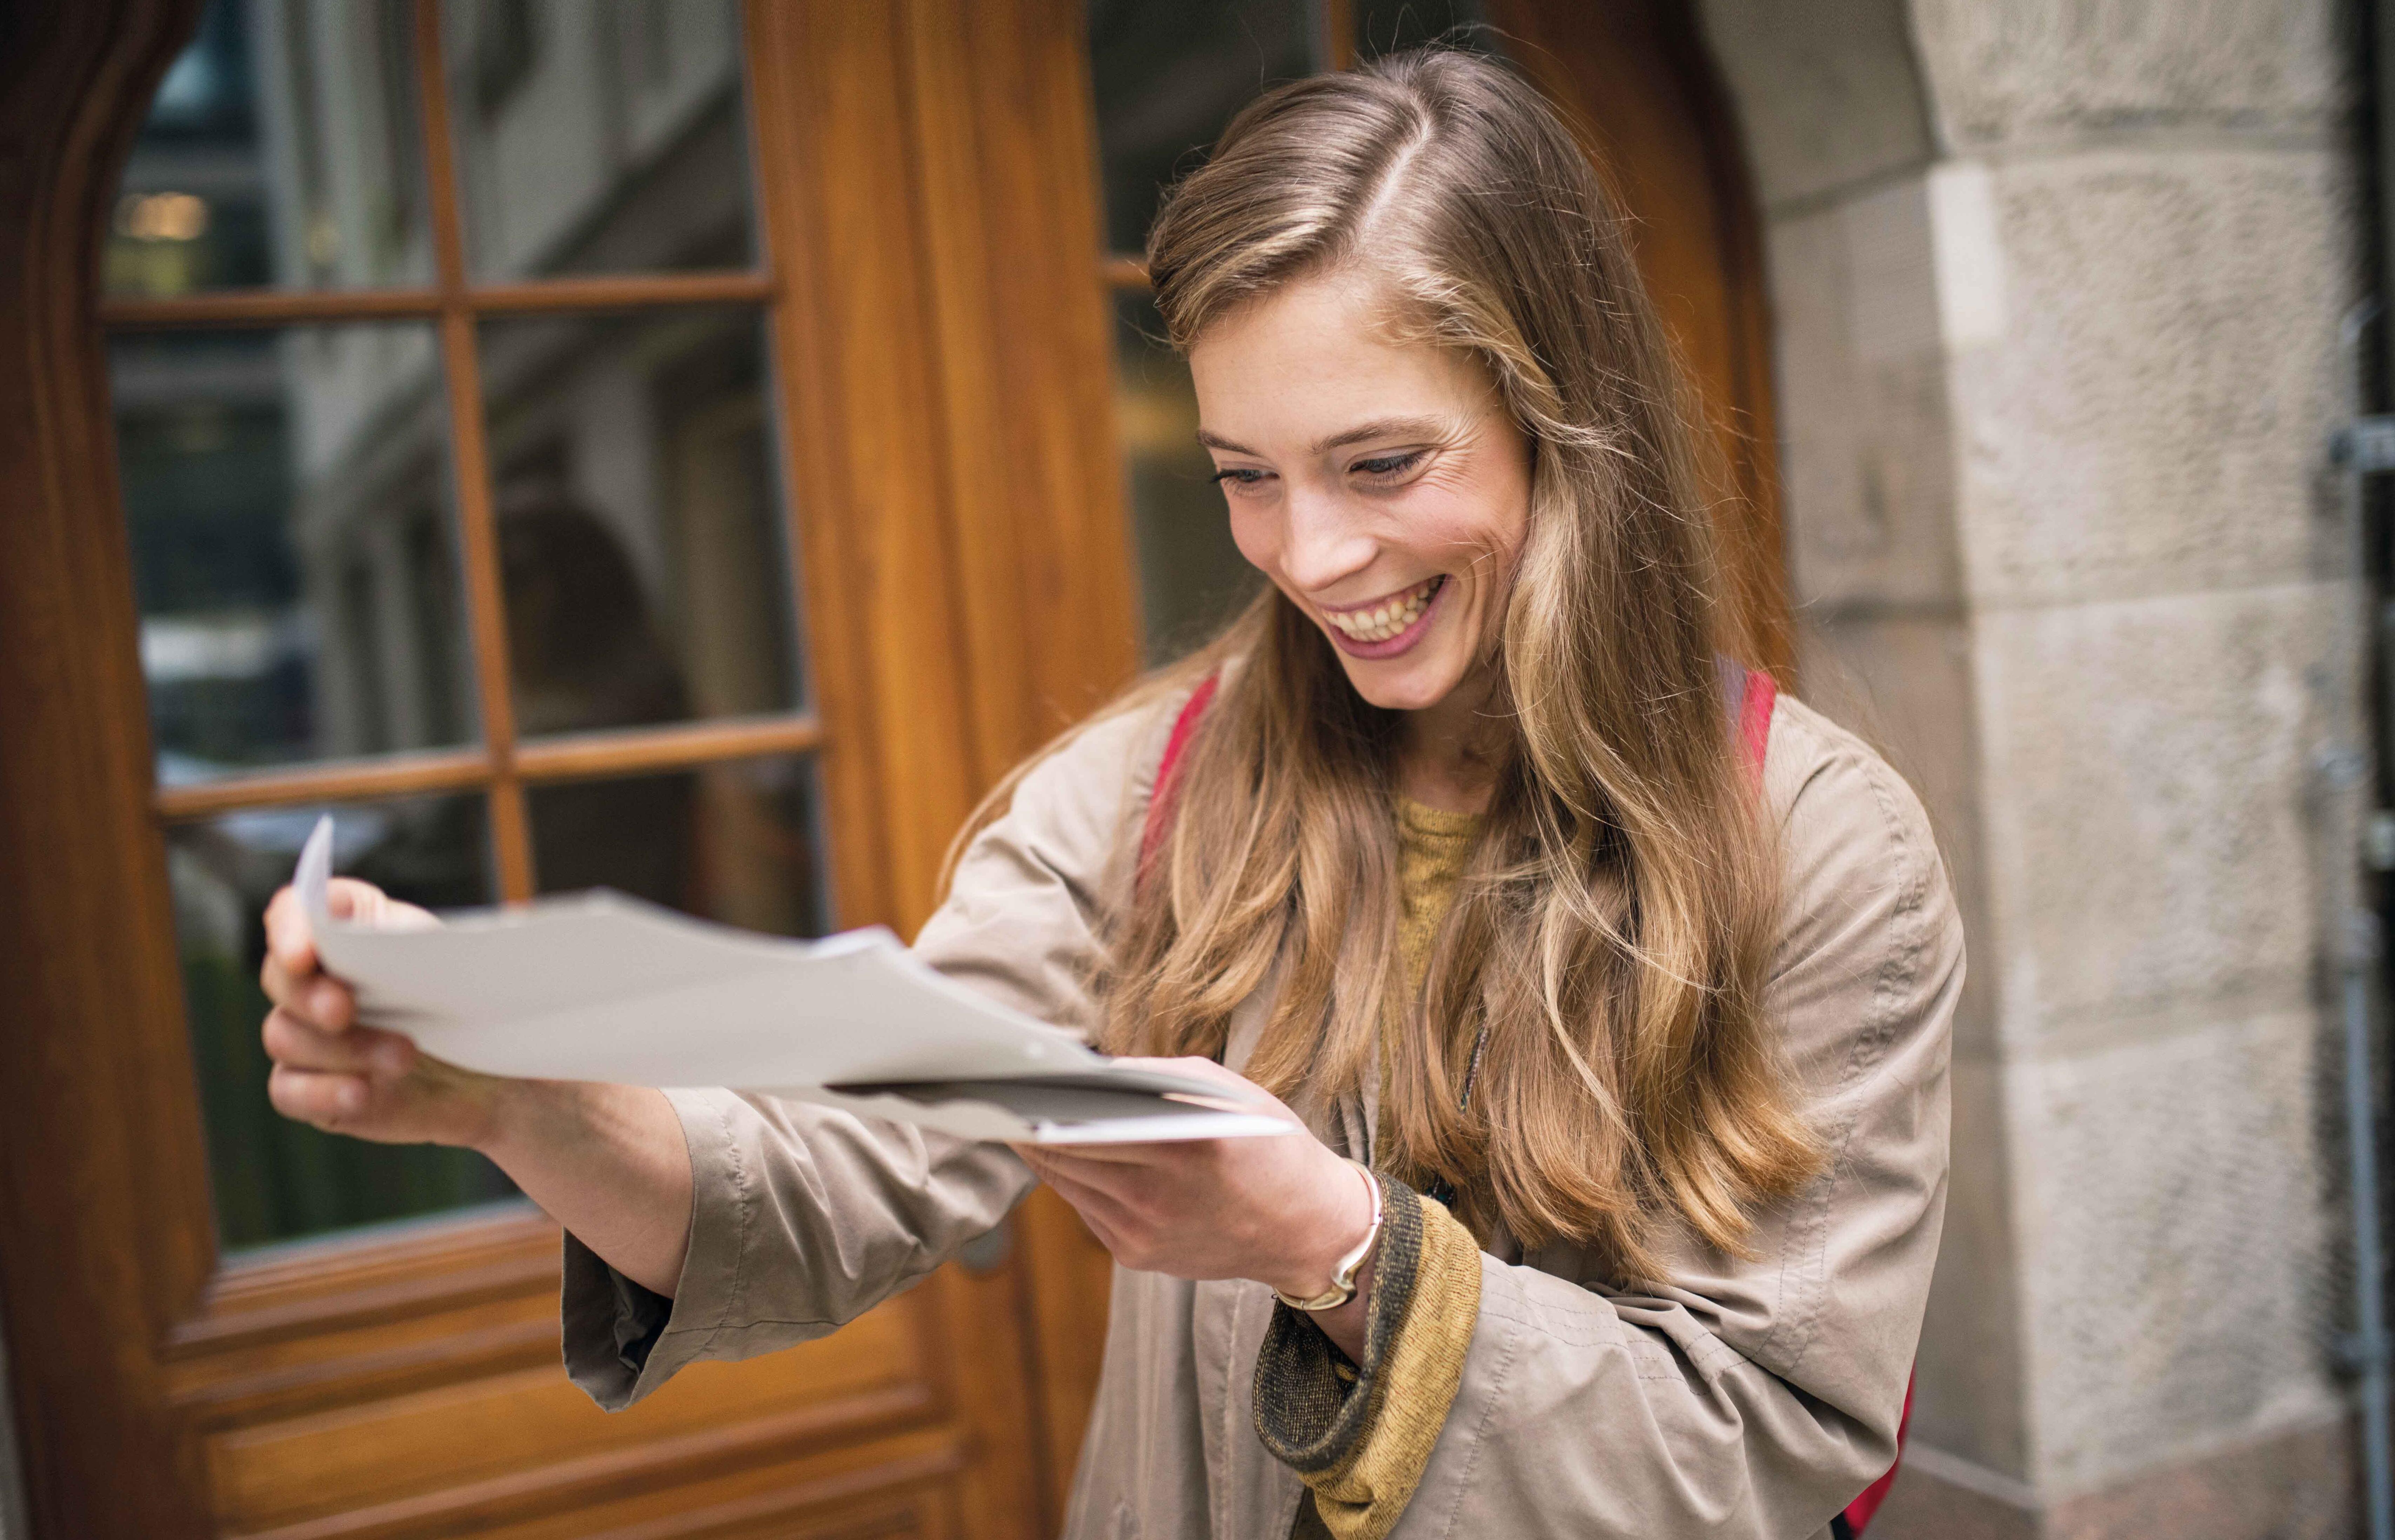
259, 879, 507, 1150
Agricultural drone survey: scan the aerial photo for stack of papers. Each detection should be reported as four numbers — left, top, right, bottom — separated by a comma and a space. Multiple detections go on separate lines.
294, 817, 1287, 1145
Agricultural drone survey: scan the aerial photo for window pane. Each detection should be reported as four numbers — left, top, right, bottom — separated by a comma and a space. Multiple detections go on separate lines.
530, 754, 827, 937
1114, 292, 1258, 663
107, 0, 434, 298
111, 324, 479, 782
441, 0, 758, 283
169, 794, 519, 1251
480, 307, 802, 736
1085, 0, 1319, 257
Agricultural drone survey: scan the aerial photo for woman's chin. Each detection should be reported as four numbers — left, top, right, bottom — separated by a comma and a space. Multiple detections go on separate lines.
1337, 652, 1468, 714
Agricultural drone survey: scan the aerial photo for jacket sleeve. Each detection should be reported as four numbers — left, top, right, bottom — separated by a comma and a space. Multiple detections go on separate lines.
562, 698, 1177, 1410
1260, 697, 1964, 1537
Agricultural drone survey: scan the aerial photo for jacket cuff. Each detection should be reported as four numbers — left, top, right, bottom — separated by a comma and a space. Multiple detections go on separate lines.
1251, 1178, 1484, 1539
560, 1087, 747, 1410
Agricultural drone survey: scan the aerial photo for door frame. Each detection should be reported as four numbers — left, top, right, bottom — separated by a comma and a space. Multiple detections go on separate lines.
0, 1, 1138, 1534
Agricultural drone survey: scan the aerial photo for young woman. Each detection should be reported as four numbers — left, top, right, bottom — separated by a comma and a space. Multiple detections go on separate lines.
259, 49, 1961, 1540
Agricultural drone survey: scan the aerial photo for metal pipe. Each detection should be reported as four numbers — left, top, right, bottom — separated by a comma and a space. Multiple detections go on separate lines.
2344, 907, 2393, 1540
2341, 275, 2394, 1540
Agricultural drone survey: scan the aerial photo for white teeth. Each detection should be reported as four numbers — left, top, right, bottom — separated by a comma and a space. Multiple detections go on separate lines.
1323, 577, 1440, 641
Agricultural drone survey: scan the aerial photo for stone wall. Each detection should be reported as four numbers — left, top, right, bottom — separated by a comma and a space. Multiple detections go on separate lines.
1700, 1, 2367, 1533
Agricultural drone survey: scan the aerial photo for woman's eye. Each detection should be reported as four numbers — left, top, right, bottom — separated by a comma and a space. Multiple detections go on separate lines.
1209, 467, 1272, 491
1352, 450, 1428, 480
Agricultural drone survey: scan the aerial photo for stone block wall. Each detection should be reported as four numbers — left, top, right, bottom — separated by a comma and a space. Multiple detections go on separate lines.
1702, 0, 2367, 1533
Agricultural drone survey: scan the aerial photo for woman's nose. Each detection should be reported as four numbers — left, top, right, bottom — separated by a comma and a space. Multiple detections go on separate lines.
1278, 486, 1377, 593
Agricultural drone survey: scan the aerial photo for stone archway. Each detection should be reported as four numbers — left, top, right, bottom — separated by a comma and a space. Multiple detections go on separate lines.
1692, 2, 2360, 1535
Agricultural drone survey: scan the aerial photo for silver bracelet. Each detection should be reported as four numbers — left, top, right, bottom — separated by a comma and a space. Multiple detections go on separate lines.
1272, 1159, 1384, 1312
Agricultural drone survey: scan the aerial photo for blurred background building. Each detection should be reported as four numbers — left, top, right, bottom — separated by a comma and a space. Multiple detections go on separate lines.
0, 1, 2374, 1536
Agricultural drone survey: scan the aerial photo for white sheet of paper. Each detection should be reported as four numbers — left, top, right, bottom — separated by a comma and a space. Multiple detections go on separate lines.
294, 816, 1287, 1145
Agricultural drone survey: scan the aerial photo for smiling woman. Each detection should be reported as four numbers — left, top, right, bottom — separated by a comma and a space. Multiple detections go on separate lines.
252, 44, 1960, 1540
1188, 276, 1530, 727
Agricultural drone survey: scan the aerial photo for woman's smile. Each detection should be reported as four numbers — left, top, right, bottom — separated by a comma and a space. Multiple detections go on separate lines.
1315, 573, 1449, 656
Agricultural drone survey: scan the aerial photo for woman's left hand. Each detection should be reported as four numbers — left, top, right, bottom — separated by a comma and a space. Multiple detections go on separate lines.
1013, 1056, 1378, 1352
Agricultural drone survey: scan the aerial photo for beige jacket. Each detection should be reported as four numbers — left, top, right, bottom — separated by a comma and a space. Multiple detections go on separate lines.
562, 686, 1964, 1540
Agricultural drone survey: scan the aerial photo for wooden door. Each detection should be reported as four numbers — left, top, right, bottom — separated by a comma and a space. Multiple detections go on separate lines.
0, 1, 1136, 1536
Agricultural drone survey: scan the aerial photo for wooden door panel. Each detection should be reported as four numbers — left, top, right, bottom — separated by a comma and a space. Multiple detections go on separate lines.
228, 1421, 972, 1540
493, 1427, 969, 1540
201, 1308, 928, 1534
146, 1207, 1031, 1539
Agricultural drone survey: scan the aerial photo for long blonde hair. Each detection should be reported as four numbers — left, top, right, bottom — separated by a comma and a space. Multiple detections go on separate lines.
987, 50, 1817, 1281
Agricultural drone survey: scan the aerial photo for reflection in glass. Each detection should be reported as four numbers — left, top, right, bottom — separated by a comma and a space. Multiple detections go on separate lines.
1086, 0, 1318, 257
110, 324, 476, 781
169, 794, 517, 1250
531, 754, 827, 939
441, 0, 759, 282
480, 308, 800, 736
1113, 292, 1258, 663
108, 0, 433, 297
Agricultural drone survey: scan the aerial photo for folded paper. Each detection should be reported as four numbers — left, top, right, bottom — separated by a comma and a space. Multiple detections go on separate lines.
293, 816, 1288, 1145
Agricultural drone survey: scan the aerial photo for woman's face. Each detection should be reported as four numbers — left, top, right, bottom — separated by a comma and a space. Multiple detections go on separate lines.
1188, 273, 1533, 714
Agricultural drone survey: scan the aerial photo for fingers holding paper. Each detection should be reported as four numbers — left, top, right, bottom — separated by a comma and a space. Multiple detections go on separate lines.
258, 879, 500, 1148
1015, 1055, 1379, 1346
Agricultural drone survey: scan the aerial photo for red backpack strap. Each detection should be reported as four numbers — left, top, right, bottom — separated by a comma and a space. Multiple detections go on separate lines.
1739, 665, 1778, 784
1138, 672, 1219, 876
1836, 1376, 1914, 1538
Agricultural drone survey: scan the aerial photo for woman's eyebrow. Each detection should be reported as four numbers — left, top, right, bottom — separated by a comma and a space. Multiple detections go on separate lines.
1193, 415, 1457, 457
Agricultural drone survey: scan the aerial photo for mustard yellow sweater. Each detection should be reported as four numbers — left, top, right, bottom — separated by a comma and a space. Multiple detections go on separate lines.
1258, 798, 1488, 1540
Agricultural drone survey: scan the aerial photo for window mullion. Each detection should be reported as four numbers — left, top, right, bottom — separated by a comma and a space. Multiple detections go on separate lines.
414, 0, 533, 900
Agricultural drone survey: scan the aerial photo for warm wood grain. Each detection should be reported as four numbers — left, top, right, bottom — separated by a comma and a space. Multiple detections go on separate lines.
902, 0, 1142, 784
747, 0, 974, 935
412, 0, 533, 900
154, 748, 495, 820
206, 1314, 929, 1533
0, 2, 223, 1532
150, 717, 827, 820
1321, 0, 1358, 69
513, 714, 826, 785
167, 1209, 558, 1358
480, 1427, 967, 1540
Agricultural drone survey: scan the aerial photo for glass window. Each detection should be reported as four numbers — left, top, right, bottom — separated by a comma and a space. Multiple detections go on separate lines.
529, 754, 827, 936
111, 323, 476, 781
111, 0, 816, 1264
1085, 0, 1319, 258
440, 0, 759, 282
107, 0, 435, 297
479, 307, 801, 735
1112, 293, 1258, 662
169, 793, 516, 1250
1086, 1, 1316, 663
